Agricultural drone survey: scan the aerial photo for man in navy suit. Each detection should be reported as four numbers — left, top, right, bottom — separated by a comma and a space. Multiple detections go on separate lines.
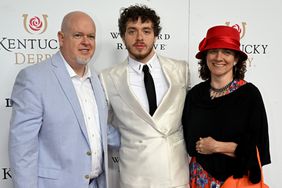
9, 11, 119, 188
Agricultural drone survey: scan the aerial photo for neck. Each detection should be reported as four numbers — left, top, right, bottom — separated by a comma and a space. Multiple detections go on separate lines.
71, 64, 86, 77
210, 75, 233, 90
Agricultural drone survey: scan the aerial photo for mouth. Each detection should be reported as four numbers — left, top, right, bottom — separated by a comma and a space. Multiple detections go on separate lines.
134, 43, 145, 49
79, 48, 91, 54
213, 63, 225, 67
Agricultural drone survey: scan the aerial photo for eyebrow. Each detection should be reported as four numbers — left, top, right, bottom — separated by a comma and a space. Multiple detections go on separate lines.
127, 26, 153, 30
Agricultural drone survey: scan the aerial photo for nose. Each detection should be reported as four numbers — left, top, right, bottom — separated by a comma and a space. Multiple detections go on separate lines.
80, 36, 93, 47
81, 35, 90, 43
136, 31, 143, 40
214, 50, 224, 60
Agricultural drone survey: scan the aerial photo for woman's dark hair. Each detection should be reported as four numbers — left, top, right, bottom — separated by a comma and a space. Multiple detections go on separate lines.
198, 51, 247, 80
118, 5, 162, 37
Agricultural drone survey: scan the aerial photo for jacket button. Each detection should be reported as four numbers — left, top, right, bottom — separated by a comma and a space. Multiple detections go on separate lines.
85, 175, 90, 179
86, 151, 92, 156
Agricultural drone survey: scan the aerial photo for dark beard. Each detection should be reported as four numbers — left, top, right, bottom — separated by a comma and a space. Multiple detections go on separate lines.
126, 44, 154, 61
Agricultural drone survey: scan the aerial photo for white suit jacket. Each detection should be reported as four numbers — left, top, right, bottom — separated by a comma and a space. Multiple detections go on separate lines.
9, 52, 119, 188
99, 55, 190, 188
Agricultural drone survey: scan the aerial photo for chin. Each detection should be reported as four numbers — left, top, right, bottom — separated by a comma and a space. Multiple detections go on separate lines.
76, 57, 91, 65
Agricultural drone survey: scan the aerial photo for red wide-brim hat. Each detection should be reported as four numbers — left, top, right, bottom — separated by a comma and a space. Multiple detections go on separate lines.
195, 25, 248, 61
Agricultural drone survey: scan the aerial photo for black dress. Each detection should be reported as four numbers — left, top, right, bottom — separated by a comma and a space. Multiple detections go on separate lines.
182, 80, 271, 183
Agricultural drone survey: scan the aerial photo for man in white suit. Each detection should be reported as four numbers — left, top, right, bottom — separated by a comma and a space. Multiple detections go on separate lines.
9, 11, 119, 188
99, 5, 190, 188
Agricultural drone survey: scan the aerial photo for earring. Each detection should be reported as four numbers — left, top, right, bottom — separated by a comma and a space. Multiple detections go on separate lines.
233, 62, 237, 66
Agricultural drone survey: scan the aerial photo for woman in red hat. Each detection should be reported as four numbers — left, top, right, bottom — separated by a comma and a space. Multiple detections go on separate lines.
182, 25, 271, 187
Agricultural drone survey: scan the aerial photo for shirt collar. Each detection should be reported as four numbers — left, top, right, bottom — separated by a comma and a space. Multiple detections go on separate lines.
60, 52, 91, 80
128, 53, 158, 74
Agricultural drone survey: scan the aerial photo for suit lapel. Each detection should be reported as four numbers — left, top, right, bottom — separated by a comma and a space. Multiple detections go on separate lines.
153, 56, 183, 122
110, 57, 184, 132
110, 61, 156, 126
89, 72, 107, 150
50, 52, 89, 144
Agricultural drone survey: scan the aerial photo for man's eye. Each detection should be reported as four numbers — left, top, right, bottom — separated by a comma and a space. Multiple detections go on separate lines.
144, 30, 151, 34
128, 30, 135, 34
88, 35, 96, 40
73, 33, 83, 39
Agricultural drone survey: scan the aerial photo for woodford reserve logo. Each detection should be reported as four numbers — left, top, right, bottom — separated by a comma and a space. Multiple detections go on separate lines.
225, 22, 268, 67
0, 13, 58, 64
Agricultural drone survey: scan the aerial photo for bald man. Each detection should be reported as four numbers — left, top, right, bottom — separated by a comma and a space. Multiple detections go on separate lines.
9, 11, 119, 188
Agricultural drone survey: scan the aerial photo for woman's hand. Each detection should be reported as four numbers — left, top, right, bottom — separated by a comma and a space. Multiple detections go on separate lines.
196, 136, 237, 157
196, 137, 217, 154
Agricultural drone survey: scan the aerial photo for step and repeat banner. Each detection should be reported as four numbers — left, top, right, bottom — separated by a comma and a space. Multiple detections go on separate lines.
0, 0, 280, 187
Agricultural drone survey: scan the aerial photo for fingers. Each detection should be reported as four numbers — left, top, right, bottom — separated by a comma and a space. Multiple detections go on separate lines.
196, 136, 216, 154
196, 146, 203, 154
196, 138, 202, 153
196, 137, 208, 154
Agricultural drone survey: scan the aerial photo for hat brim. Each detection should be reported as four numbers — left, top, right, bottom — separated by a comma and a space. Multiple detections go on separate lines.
195, 48, 248, 61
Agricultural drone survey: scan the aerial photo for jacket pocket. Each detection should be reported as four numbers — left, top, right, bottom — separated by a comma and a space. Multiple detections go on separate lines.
38, 167, 61, 180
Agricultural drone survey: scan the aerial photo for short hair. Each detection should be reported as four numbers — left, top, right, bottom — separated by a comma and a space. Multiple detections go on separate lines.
118, 5, 162, 37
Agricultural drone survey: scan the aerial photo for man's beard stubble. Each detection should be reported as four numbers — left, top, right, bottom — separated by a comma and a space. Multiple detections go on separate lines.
126, 44, 154, 62
76, 57, 91, 65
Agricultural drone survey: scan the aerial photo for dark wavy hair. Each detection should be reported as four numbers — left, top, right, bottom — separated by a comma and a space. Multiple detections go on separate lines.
198, 51, 247, 80
118, 4, 162, 37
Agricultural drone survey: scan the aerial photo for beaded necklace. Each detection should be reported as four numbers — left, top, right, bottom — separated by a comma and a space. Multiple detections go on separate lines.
210, 79, 246, 99
210, 79, 234, 99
